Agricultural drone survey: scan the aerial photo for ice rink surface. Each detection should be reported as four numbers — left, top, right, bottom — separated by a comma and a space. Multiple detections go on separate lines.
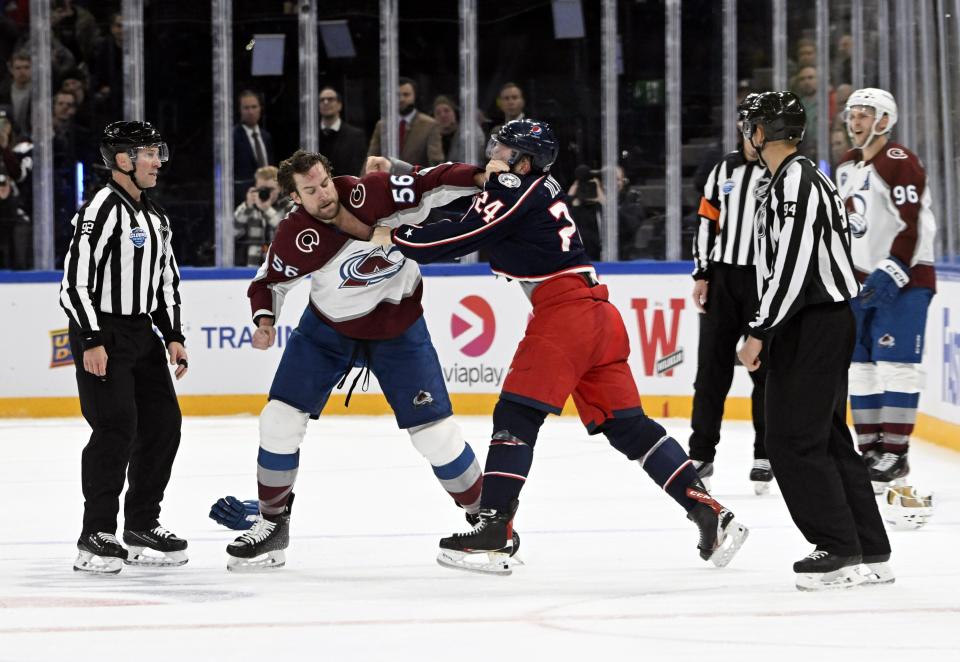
1, 415, 958, 662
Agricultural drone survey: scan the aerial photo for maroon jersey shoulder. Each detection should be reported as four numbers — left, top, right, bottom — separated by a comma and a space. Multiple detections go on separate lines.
270, 205, 347, 273
334, 173, 394, 225
872, 142, 926, 189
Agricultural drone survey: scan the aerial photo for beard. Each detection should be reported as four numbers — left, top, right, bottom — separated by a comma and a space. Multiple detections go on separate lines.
306, 199, 339, 221
398, 103, 414, 116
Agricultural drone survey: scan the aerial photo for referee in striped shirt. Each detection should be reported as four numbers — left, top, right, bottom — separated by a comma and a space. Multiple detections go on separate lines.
59, 121, 190, 571
689, 93, 771, 492
736, 92, 890, 589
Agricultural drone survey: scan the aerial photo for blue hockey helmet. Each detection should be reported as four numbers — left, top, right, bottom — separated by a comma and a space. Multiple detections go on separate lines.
487, 119, 559, 173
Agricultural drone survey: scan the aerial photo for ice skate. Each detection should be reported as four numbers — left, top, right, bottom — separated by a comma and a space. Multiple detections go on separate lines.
686, 486, 748, 568
860, 554, 896, 585
123, 526, 188, 567
861, 447, 882, 470
750, 458, 773, 495
438, 500, 520, 575
881, 484, 934, 530
794, 548, 865, 591
226, 496, 293, 572
74, 532, 128, 575
465, 510, 521, 554
692, 460, 714, 491
870, 452, 909, 495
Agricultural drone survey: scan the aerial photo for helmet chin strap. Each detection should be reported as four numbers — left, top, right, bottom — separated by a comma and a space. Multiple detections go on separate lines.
749, 134, 768, 169
117, 155, 147, 191
851, 114, 887, 152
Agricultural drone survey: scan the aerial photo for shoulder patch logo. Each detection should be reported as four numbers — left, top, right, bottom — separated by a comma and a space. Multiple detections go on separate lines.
350, 184, 366, 208
722, 179, 736, 194
129, 226, 147, 248
296, 228, 320, 253
886, 147, 909, 160
498, 173, 521, 189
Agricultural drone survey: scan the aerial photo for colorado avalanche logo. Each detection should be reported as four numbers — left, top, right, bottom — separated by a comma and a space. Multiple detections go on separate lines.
845, 194, 868, 238
339, 246, 406, 288
350, 184, 366, 208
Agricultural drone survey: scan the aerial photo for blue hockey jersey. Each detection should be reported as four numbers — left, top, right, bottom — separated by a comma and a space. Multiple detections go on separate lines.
390, 170, 596, 282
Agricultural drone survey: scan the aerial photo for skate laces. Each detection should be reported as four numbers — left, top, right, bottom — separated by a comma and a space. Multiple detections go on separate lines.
873, 452, 900, 473
804, 549, 829, 561
752, 459, 771, 471
96, 533, 121, 546
151, 526, 175, 539
238, 517, 276, 544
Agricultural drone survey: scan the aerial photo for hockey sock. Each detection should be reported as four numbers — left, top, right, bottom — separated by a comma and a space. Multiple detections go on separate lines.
409, 418, 483, 513
257, 447, 299, 519
602, 415, 701, 512
849, 363, 883, 453
880, 390, 920, 454
479, 399, 546, 510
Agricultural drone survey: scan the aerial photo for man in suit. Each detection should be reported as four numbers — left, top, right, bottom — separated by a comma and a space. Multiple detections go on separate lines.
318, 86, 366, 177
367, 77, 443, 167
233, 90, 274, 204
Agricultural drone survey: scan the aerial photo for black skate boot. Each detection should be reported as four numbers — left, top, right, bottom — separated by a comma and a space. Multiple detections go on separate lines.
123, 526, 189, 567
869, 452, 909, 494
74, 532, 128, 574
691, 460, 714, 491
686, 485, 749, 568
226, 494, 294, 572
793, 548, 865, 591
438, 500, 519, 575
465, 511, 521, 555
861, 446, 882, 470
749, 459, 774, 495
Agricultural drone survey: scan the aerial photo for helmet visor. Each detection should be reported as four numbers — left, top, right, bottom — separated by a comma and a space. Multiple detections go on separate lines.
128, 142, 169, 163
485, 137, 519, 165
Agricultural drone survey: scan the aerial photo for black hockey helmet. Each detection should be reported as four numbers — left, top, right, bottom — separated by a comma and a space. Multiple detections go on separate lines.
487, 119, 559, 173
100, 120, 168, 169
739, 91, 806, 143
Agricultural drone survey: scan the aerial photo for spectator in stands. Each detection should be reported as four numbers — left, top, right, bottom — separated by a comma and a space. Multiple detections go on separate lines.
52, 89, 92, 263
0, 110, 22, 181
368, 77, 443, 166
0, 51, 31, 137
793, 66, 819, 159
832, 33, 853, 86
0, 168, 30, 269
432, 95, 484, 164
233, 165, 292, 267
91, 12, 123, 119
796, 39, 816, 70
830, 127, 850, 174
59, 69, 92, 130
51, 0, 99, 64
233, 90, 274, 204
567, 165, 646, 261
832, 83, 853, 131
14, 34, 77, 84
0, 14, 19, 74
491, 82, 526, 134
317, 86, 366, 177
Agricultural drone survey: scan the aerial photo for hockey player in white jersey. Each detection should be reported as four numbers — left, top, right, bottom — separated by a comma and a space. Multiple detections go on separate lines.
835, 88, 937, 493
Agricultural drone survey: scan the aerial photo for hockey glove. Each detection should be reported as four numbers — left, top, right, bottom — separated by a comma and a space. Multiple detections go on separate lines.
209, 496, 260, 530
860, 256, 910, 309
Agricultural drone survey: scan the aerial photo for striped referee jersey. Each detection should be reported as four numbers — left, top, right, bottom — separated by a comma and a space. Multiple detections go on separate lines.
60, 181, 183, 349
748, 153, 860, 338
692, 150, 768, 279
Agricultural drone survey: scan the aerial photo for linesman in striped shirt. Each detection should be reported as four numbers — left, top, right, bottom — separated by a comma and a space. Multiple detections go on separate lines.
736, 92, 891, 591
689, 93, 772, 495
60, 121, 190, 574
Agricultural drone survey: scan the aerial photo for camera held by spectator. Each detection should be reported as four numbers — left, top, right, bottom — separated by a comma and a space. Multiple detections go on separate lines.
570, 164, 604, 207
234, 165, 292, 267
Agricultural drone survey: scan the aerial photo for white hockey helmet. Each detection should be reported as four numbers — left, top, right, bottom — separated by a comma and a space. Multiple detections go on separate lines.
881, 484, 934, 530
844, 88, 898, 149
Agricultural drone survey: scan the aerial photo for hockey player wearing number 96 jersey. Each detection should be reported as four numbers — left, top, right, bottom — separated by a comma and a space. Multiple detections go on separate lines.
835, 88, 937, 492
371, 119, 749, 575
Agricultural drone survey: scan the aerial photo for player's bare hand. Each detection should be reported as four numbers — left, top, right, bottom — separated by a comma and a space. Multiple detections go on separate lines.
363, 156, 392, 174
370, 226, 393, 247
252, 321, 277, 350
478, 159, 510, 186
168, 342, 189, 380
83, 346, 108, 378
737, 336, 763, 372
692, 279, 709, 313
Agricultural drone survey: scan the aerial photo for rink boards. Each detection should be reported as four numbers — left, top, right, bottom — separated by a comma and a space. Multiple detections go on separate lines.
1, 262, 958, 450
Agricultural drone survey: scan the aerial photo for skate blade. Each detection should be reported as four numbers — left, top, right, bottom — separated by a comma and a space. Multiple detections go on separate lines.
859, 562, 896, 586
700, 477, 712, 492
436, 549, 514, 576
708, 520, 749, 568
753, 481, 771, 496
124, 547, 188, 567
73, 551, 123, 575
872, 477, 906, 495
226, 550, 285, 572
796, 565, 866, 591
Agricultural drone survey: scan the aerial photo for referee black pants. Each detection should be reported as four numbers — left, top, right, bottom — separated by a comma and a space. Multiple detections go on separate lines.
765, 302, 890, 558
69, 314, 182, 535
689, 264, 766, 462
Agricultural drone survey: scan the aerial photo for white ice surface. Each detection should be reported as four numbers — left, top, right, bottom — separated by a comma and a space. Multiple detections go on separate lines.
0, 416, 958, 662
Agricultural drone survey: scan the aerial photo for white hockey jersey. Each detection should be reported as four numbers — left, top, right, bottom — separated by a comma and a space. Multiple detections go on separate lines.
834, 142, 937, 290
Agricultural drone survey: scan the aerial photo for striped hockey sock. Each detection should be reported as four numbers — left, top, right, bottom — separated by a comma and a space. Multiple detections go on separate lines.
257, 447, 299, 519
850, 393, 884, 453
880, 390, 920, 454
639, 436, 703, 512
432, 443, 483, 513
479, 431, 534, 511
